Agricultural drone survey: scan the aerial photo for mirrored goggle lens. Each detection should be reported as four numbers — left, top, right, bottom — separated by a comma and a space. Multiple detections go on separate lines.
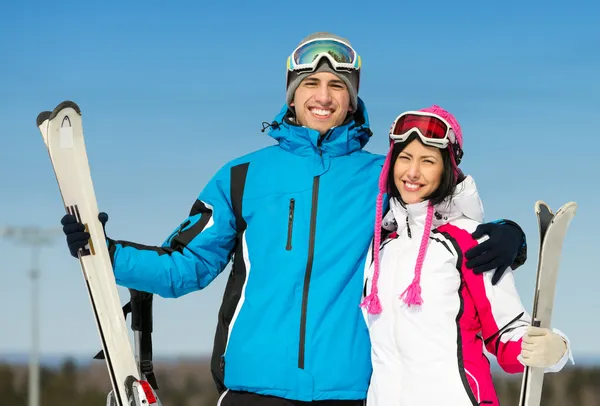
392, 114, 449, 140
293, 39, 356, 66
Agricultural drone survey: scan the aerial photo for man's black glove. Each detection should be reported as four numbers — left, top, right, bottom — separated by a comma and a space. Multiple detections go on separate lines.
61, 212, 109, 258
465, 220, 527, 285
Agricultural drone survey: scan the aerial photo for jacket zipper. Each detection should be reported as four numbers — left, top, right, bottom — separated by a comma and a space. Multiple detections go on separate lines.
298, 176, 320, 369
286, 198, 295, 251
298, 136, 327, 368
404, 209, 412, 238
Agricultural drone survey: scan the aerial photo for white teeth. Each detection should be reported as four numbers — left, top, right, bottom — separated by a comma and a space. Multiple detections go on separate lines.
311, 108, 332, 117
405, 182, 421, 190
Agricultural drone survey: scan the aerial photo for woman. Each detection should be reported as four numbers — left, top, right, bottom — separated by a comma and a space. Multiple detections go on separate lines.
360, 105, 573, 405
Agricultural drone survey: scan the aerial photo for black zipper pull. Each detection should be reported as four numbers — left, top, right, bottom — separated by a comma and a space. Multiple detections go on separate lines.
178, 220, 191, 235
405, 215, 412, 238
286, 198, 295, 251
168, 219, 191, 245
317, 129, 331, 158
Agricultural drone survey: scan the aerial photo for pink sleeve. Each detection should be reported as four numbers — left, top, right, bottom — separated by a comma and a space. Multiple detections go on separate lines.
438, 223, 530, 374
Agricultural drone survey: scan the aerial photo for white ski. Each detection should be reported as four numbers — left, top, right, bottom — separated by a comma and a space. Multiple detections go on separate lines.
36, 101, 161, 406
518, 200, 577, 406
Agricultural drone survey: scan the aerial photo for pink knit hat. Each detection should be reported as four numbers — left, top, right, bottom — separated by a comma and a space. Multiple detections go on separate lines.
360, 105, 463, 315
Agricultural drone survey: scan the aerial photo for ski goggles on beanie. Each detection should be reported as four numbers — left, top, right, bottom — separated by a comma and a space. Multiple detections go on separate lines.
286, 38, 362, 73
389, 110, 464, 164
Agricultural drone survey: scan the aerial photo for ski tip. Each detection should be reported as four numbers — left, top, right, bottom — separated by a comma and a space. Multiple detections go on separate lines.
556, 201, 578, 217
36, 111, 51, 127
48, 100, 82, 120
534, 200, 548, 210
534, 200, 553, 216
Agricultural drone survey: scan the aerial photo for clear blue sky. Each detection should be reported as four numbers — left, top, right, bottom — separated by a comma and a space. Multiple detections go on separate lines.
1, 0, 598, 363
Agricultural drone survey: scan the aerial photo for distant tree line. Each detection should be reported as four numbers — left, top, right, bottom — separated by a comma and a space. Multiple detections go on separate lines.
0, 360, 598, 405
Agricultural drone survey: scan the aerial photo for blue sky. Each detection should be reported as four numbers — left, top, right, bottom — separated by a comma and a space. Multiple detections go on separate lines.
1, 0, 598, 364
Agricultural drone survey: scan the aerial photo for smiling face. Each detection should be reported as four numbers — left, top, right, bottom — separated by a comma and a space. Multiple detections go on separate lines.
290, 71, 353, 135
393, 138, 445, 204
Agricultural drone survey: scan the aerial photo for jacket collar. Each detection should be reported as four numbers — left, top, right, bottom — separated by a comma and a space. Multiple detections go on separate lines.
382, 175, 485, 234
265, 97, 372, 158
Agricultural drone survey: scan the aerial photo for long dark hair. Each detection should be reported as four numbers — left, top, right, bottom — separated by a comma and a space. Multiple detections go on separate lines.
386, 133, 458, 207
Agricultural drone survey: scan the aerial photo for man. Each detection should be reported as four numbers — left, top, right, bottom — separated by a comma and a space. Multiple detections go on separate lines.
61, 32, 527, 405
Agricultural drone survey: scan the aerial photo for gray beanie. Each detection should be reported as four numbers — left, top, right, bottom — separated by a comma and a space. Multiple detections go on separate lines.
286, 32, 360, 111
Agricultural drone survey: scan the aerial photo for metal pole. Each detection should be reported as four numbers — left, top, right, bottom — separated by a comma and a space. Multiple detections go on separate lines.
0, 226, 61, 406
29, 244, 40, 406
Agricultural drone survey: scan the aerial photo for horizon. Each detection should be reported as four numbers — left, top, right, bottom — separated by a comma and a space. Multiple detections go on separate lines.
1, 0, 599, 362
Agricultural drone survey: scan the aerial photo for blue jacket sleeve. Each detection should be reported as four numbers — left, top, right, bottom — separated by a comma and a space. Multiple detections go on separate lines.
108, 165, 237, 298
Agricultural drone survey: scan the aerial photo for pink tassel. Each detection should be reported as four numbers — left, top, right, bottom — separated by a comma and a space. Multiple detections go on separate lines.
399, 281, 423, 307
361, 292, 382, 315
361, 149, 394, 316
397, 204, 434, 308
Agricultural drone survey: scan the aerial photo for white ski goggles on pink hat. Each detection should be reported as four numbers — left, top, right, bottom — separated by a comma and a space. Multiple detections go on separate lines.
389, 110, 463, 164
